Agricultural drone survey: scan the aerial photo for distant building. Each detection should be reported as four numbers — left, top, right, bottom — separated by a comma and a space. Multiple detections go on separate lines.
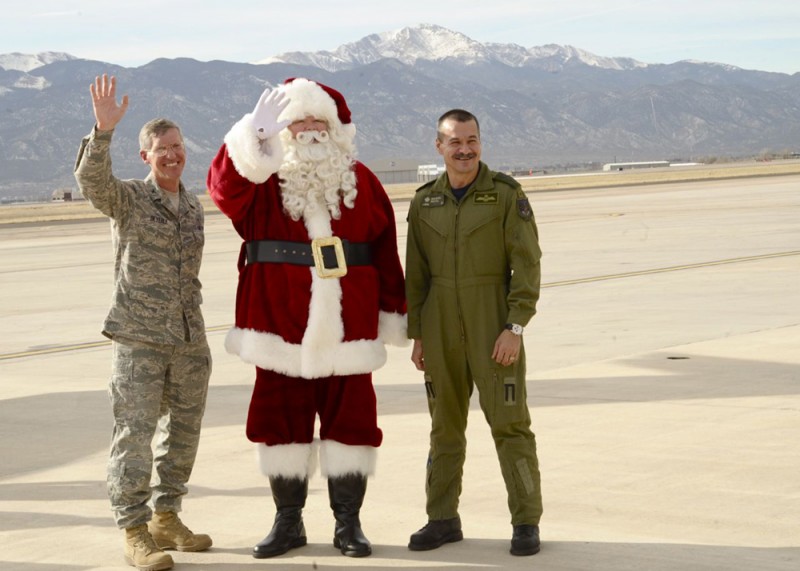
417, 164, 445, 183
366, 158, 421, 185
51, 188, 73, 202
602, 160, 669, 171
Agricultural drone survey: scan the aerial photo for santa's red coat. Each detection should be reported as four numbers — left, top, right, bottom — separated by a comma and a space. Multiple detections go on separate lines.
207, 125, 408, 380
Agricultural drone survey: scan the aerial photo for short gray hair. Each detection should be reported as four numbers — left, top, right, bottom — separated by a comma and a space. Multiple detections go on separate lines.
139, 118, 182, 151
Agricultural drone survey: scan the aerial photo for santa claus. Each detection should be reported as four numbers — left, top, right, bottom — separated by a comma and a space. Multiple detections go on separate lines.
207, 78, 408, 559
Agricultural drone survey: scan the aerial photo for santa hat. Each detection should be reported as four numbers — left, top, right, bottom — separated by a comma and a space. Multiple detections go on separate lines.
278, 77, 356, 141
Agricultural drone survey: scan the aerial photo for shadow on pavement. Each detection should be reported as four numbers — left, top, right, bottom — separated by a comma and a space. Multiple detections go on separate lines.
5, 540, 791, 571
2, 353, 797, 478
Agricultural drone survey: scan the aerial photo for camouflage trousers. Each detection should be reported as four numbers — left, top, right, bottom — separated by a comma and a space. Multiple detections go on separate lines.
107, 336, 211, 529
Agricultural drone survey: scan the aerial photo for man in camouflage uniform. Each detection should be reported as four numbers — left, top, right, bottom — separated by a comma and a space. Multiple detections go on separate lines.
74, 74, 212, 571
405, 109, 544, 556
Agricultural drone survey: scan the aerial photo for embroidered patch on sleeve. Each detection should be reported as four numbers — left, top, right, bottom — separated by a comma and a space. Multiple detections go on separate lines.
517, 198, 533, 220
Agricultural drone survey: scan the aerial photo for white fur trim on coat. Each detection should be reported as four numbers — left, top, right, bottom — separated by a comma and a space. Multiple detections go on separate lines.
378, 311, 410, 347
226, 190, 396, 378
226, 327, 388, 379
257, 441, 318, 479
223, 113, 284, 183
320, 440, 377, 478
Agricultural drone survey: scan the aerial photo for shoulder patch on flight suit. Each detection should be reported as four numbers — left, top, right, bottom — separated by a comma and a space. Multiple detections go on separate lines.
474, 191, 498, 204
517, 197, 533, 220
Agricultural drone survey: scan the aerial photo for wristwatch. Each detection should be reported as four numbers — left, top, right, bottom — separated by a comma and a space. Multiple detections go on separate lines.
505, 323, 524, 336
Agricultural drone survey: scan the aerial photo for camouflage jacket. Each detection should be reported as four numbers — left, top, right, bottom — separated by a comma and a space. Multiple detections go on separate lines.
74, 127, 207, 345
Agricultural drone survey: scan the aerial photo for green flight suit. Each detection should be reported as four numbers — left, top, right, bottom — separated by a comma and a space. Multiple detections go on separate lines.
406, 162, 543, 525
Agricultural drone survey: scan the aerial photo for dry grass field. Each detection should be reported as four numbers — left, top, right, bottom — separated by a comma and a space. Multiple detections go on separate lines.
2, 159, 799, 225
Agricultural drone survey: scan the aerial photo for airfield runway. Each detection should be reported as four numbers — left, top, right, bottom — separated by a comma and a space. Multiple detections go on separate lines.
1, 174, 798, 570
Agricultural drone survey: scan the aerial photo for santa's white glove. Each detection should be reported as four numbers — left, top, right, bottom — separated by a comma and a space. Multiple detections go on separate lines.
252, 87, 291, 140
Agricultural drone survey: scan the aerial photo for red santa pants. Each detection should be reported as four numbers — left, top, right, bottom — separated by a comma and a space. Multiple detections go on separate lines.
246, 368, 383, 447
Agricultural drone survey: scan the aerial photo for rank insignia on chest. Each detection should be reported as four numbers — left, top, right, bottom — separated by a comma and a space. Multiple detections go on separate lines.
517, 198, 533, 220
474, 192, 498, 204
423, 195, 445, 207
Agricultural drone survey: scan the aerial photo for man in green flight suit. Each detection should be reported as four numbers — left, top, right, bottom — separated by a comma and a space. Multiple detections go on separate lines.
405, 109, 544, 556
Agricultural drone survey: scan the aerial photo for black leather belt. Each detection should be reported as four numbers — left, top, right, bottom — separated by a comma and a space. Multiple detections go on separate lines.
245, 238, 371, 278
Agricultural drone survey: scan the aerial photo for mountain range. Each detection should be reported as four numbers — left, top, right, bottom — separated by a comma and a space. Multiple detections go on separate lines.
2, 23, 799, 201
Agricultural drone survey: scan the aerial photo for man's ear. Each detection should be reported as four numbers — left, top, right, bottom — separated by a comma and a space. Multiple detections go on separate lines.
140, 150, 149, 164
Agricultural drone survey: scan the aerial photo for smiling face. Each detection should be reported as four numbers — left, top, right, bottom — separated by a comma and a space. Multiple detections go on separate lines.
140, 127, 185, 192
436, 117, 482, 187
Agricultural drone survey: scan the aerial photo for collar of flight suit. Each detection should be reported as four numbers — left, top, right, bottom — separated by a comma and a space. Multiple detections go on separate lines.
432, 161, 495, 202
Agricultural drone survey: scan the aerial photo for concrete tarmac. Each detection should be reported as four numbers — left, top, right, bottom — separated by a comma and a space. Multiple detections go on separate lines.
1, 175, 798, 570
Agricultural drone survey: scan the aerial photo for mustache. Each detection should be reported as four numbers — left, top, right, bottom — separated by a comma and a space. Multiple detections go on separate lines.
453, 152, 477, 160
295, 130, 330, 145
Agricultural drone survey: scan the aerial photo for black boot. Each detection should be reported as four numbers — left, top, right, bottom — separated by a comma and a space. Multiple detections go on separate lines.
510, 524, 541, 556
408, 517, 463, 551
328, 474, 372, 557
253, 477, 308, 558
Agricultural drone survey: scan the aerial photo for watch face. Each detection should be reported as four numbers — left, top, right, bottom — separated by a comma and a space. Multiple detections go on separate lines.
506, 323, 523, 335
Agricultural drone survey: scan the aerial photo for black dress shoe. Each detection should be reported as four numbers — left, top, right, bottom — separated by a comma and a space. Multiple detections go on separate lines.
510, 524, 540, 556
408, 517, 463, 551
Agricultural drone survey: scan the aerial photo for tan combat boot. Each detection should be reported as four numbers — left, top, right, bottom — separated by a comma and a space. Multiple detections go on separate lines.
148, 511, 213, 552
124, 524, 174, 571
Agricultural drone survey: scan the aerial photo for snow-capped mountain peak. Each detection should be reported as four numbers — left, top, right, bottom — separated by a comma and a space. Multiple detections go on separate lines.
255, 23, 647, 72
0, 51, 76, 72
370, 23, 488, 62
255, 23, 489, 69
527, 44, 647, 70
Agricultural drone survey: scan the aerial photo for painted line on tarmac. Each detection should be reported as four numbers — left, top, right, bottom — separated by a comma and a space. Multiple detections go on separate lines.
0, 324, 230, 361
542, 250, 800, 288
2, 250, 798, 361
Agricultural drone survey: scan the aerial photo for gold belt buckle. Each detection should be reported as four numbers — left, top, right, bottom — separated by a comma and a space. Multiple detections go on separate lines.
311, 236, 347, 278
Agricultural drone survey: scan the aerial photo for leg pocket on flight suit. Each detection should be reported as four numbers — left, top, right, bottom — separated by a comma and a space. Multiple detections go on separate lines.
423, 372, 439, 419
493, 370, 528, 425
423, 373, 436, 401
491, 371, 539, 501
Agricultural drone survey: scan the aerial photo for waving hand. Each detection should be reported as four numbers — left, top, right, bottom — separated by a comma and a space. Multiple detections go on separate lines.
252, 87, 291, 140
90, 74, 129, 131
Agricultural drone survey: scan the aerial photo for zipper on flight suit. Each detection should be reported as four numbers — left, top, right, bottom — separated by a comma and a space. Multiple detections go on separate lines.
453, 197, 467, 346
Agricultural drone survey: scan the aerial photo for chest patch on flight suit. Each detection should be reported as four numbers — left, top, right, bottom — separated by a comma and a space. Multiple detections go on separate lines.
422, 195, 445, 207
517, 198, 533, 220
474, 192, 498, 204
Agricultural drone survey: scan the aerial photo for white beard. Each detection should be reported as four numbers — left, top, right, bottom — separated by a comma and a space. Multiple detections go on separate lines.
278, 131, 357, 222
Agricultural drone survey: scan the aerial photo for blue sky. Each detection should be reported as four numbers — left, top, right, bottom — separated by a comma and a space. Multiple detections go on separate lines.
2, 0, 799, 74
